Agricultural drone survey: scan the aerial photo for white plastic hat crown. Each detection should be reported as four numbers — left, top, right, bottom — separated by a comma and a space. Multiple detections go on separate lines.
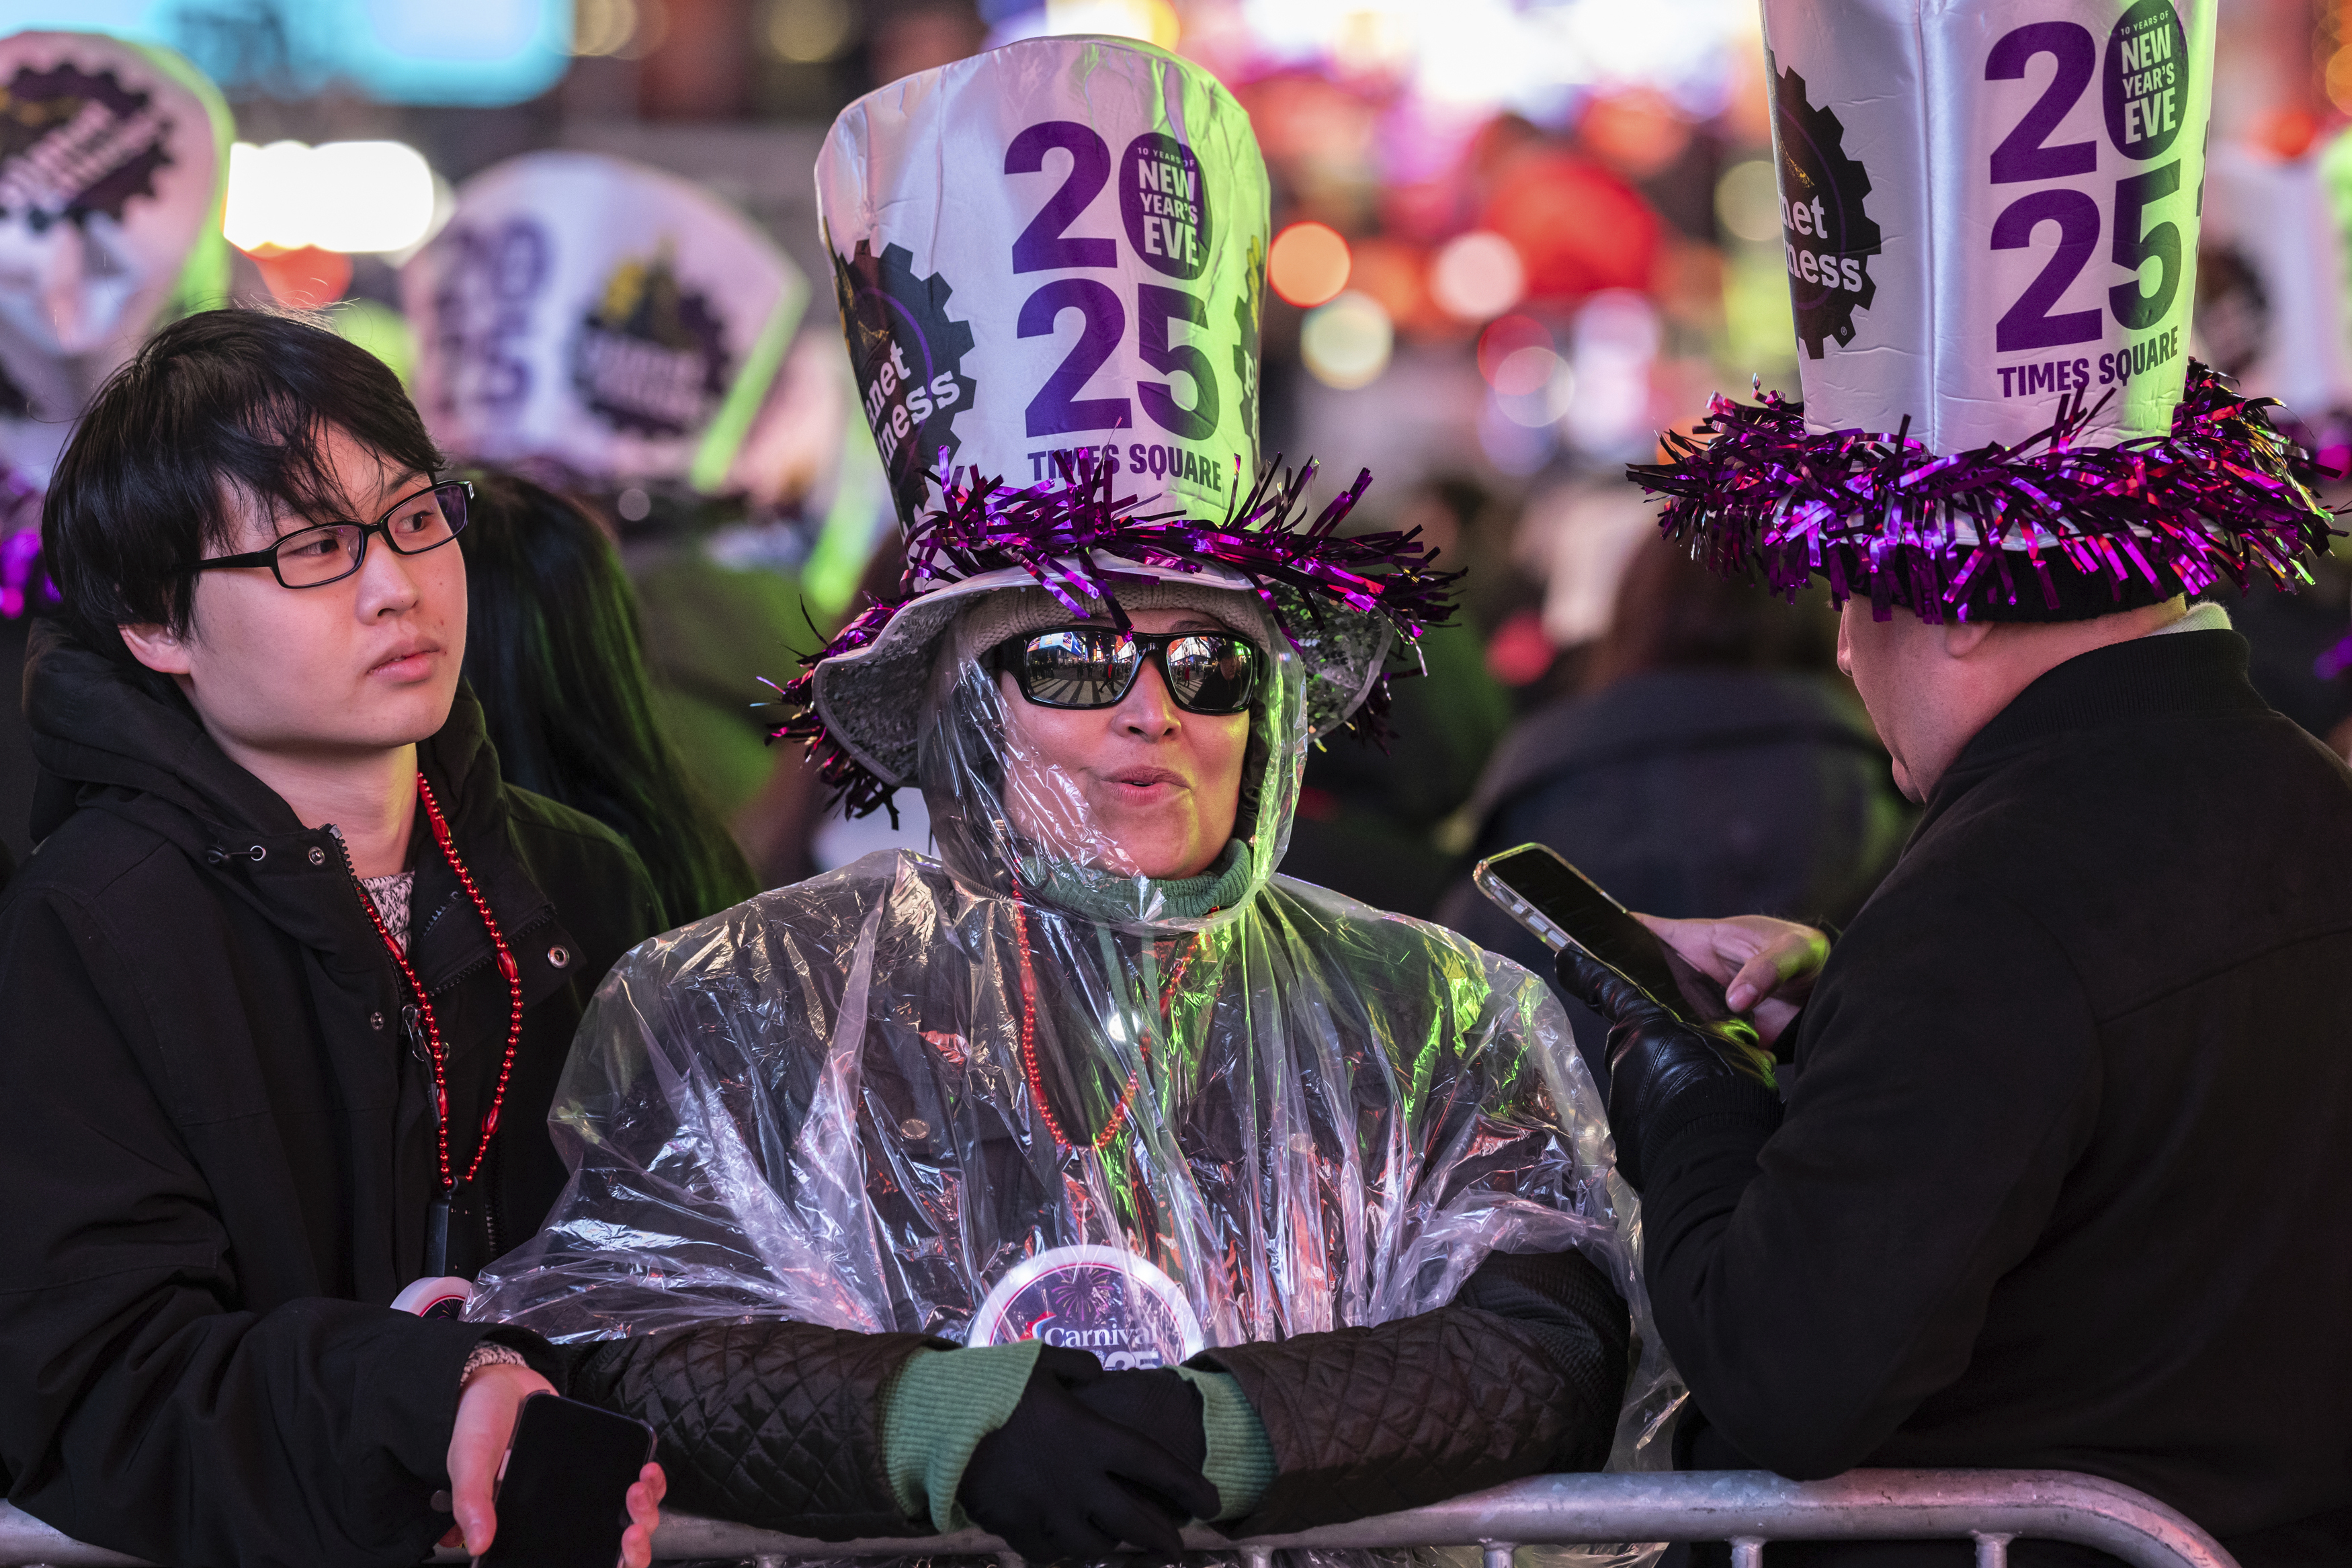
1763, 0, 2212, 450
816, 35, 1271, 527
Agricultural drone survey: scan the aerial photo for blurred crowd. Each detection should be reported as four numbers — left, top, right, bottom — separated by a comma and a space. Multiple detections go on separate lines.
5, 9, 2352, 1565
3, 0, 2351, 935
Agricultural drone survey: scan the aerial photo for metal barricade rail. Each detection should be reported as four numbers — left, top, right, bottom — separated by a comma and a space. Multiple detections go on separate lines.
0, 1471, 2237, 1568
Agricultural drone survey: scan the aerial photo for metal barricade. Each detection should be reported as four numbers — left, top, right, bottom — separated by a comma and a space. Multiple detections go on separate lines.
0, 1471, 2237, 1568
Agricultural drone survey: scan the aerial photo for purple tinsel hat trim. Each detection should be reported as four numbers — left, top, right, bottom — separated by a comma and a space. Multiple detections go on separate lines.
1628, 361, 2337, 621
1, 465, 50, 621
765, 450, 1459, 820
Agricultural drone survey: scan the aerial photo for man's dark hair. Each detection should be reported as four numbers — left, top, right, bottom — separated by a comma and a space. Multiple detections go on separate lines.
41, 308, 442, 656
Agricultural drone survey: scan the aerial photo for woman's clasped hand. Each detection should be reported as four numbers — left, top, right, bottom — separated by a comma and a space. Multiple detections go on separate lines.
957, 1348, 1220, 1560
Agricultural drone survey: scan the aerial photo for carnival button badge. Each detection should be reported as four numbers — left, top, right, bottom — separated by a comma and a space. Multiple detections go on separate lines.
966, 1244, 1205, 1369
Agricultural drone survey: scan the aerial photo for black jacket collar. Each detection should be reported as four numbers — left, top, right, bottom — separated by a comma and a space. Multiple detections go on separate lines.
1918, 627, 2269, 838
23, 620, 554, 998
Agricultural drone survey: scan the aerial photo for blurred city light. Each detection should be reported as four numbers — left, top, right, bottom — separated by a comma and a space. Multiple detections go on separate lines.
38, 0, 572, 104
1714, 160, 1783, 245
571, 0, 643, 56
1476, 315, 1551, 384
297, 0, 571, 105
1492, 348, 1570, 410
1476, 396, 1554, 474
224, 142, 442, 256
250, 250, 355, 312
1481, 322, 1574, 431
1238, 0, 1750, 119
1430, 231, 1526, 320
1300, 291, 1394, 389
1042, 0, 1181, 48
1560, 288, 1660, 457
765, 0, 857, 62
2330, 45, 2352, 114
1269, 222, 1352, 308
1344, 238, 1432, 331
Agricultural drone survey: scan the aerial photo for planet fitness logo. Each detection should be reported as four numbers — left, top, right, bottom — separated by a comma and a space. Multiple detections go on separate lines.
833, 239, 979, 524
967, 1245, 1204, 1370
0, 64, 175, 232
1769, 55, 1880, 359
569, 243, 731, 439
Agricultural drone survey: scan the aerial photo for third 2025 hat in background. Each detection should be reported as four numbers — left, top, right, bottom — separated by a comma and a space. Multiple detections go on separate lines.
403, 150, 808, 494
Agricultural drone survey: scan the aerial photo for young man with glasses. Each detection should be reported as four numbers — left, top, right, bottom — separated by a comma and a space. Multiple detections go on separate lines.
0, 310, 667, 1567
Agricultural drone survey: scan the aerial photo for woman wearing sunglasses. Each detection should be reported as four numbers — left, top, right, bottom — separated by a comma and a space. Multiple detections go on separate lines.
465, 31, 1656, 1567
471, 453, 1663, 1558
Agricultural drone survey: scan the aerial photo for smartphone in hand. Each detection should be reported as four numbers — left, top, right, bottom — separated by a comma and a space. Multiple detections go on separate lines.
1473, 843, 1734, 1026
474, 1393, 655, 1568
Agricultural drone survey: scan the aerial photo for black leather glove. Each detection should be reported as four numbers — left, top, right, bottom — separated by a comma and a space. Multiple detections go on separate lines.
959, 1346, 1220, 1562
1556, 946, 1781, 1191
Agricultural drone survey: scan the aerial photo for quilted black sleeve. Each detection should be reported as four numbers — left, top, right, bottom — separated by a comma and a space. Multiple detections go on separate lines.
562, 1322, 947, 1541
1193, 1248, 1628, 1534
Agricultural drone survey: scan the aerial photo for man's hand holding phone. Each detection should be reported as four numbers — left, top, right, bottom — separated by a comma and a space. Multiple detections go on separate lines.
446, 1362, 666, 1568
1632, 914, 1829, 1047
1470, 846, 1814, 1192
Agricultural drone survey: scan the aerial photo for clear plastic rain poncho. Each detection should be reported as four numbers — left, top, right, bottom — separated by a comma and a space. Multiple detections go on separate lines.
470, 572, 1681, 1551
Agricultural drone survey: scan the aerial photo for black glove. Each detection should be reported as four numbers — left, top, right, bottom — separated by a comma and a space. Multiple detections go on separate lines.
959, 1346, 1220, 1562
1556, 947, 1781, 1191
1067, 1366, 1210, 1471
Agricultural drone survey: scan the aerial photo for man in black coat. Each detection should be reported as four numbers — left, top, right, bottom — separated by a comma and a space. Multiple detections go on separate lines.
1566, 584, 2352, 1566
0, 311, 669, 1568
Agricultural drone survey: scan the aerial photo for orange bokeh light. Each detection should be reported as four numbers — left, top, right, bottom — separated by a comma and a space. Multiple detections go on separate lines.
245, 245, 354, 310
1269, 221, 1352, 308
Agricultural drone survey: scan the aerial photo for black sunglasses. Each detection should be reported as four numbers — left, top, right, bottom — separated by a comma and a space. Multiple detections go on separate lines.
991, 625, 1263, 715
190, 479, 472, 589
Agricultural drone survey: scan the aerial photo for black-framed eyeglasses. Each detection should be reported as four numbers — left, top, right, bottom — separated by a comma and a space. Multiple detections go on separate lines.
991, 625, 1262, 715
189, 479, 473, 589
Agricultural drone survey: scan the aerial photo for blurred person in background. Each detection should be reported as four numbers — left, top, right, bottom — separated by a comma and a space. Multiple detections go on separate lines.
1279, 479, 1515, 917
1411, 472, 1543, 644
2225, 543, 2352, 758
459, 470, 759, 924
402, 150, 839, 887
0, 30, 233, 870
1435, 536, 1908, 1086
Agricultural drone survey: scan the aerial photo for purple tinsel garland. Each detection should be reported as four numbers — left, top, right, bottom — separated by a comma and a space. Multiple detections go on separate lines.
765, 450, 1459, 819
0, 464, 50, 621
1628, 362, 2337, 621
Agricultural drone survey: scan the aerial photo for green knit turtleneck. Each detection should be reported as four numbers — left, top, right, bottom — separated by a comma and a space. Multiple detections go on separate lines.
1017, 838, 1255, 924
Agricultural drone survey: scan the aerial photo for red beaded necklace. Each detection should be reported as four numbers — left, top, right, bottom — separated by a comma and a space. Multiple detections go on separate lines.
1007, 870, 1199, 1152
344, 775, 525, 1197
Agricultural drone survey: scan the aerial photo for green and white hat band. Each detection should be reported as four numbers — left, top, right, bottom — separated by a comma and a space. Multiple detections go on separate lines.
1764, 0, 2212, 449
816, 34, 1271, 528
403, 150, 808, 491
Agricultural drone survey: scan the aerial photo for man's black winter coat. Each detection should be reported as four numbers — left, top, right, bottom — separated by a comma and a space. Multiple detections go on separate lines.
1644, 629, 2352, 1566
0, 623, 666, 1568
